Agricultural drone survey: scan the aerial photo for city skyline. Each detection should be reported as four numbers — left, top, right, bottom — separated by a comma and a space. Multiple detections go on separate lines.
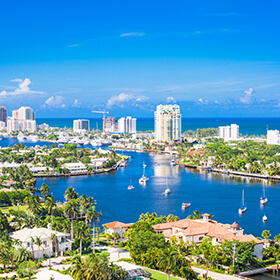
1, 0, 280, 118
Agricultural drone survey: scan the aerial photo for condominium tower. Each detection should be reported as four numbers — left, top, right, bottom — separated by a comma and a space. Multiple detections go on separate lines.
118, 116, 137, 134
218, 124, 239, 141
12, 107, 35, 120
0, 106, 7, 124
73, 119, 90, 132
154, 104, 181, 142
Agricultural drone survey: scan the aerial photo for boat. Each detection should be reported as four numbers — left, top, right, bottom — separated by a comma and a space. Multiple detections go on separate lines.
17, 132, 26, 141
170, 159, 176, 166
128, 185, 134, 190
262, 215, 267, 222
139, 162, 149, 184
238, 189, 247, 215
260, 185, 268, 205
182, 203, 191, 209
165, 188, 170, 195
27, 135, 38, 142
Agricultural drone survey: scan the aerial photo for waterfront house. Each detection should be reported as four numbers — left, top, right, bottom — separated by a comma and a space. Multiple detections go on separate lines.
103, 221, 131, 236
9, 224, 72, 259
153, 214, 263, 260
62, 162, 87, 173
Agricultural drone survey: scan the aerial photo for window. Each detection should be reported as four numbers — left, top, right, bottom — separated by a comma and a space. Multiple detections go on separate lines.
199, 237, 204, 241
27, 242, 30, 247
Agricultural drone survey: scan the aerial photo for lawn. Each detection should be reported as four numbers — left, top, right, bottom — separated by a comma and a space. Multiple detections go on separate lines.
145, 268, 182, 280
0, 205, 28, 213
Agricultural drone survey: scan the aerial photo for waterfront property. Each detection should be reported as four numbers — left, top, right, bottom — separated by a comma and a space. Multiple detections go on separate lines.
9, 224, 72, 258
153, 213, 264, 260
103, 221, 132, 235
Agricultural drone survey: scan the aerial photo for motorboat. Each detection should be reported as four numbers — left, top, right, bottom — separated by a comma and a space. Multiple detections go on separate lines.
182, 203, 191, 209
170, 159, 176, 166
17, 132, 26, 141
164, 188, 170, 195
119, 160, 126, 167
262, 215, 267, 222
238, 189, 247, 215
128, 185, 134, 190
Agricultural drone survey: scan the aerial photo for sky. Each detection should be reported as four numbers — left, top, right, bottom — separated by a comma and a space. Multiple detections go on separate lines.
1, 0, 280, 118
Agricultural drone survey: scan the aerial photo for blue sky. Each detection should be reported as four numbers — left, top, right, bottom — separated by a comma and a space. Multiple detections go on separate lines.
1, 0, 280, 118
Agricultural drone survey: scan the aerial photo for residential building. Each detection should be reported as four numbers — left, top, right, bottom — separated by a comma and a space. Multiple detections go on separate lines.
105, 117, 118, 133
267, 129, 280, 145
154, 104, 181, 142
218, 124, 239, 141
73, 119, 90, 132
62, 162, 87, 173
13, 106, 35, 120
10, 224, 72, 258
102, 221, 131, 236
0, 121, 6, 130
153, 214, 263, 260
118, 116, 137, 134
0, 105, 7, 124
7, 118, 36, 133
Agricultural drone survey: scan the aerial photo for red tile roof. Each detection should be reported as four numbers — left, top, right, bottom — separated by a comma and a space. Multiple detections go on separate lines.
103, 221, 131, 229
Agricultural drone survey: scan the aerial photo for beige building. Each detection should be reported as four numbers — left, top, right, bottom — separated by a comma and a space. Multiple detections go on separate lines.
154, 104, 181, 142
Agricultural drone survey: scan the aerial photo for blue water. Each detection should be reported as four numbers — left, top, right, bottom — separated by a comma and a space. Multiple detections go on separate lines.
37, 117, 280, 136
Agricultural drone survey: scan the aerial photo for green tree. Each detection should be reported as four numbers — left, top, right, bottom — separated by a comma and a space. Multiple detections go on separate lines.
17, 260, 37, 279
157, 247, 178, 280
262, 230, 271, 240
64, 187, 78, 201
74, 222, 90, 255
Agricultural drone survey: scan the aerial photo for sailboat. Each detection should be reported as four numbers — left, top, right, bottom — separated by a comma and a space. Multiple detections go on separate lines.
139, 162, 149, 184
260, 185, 268, 205
238, 189, 247, 215
164, 178, 171, 195
262, 215, 267, 222
128, 176, 134, 190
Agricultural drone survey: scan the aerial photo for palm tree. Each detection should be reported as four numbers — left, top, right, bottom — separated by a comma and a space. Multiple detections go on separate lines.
13, 247, 32, 263
70, 255, 84, 280
50, 233, 58, 257
64, 199, 79, 240
40, 182, 50, 199
96, 227, 101, 241
85, 206, 102, 253
187, 210, 202, 220
74, 222, 90, 255
157, 247, 178, 280
45, 195, 56, 223
34, 236, 43, 257
112, 232, 120, 246
64, 187, 78, 201
30, 236, 35, 259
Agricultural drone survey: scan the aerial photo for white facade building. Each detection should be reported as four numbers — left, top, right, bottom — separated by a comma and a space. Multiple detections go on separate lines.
267, 129, 280, 145
7, 118, 36, 133
73, 119, 90, 132
10, 225, 72, 259
118, 116, 137, 134
13, 107, 35, 120
154, 104, 181, 142
0, 121, 6, 130
105, 117, 118, 133
62, 162, 87, 173
219, 124, 239, 141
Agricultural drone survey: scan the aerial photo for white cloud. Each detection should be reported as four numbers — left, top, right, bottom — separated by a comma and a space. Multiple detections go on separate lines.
68, 44, 80, 48
43, 96, 65, 108
0, 78, 43, 97
120, 32, 145, 37
107, 93, 149, 108
198, 98, 209, 105
167, 96, 176, 103
239, 88, 255, 104
73, 99, 80, 107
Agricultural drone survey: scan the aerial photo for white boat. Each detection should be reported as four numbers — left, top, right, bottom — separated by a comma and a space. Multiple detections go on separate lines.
165, 188, 170, 195
262, 215, 267, 222
119, 160, 126, 167
170, 159, 176, 166
139, 162, 149, 184
90, 140, 102, 146
27, 135, 38, 142
128, 185, 134, 190
238, 189, 247, 215
57, 137, 68, 143
260, 185, 268, 205
182, 203, 191, 209
17, 132, 26, 141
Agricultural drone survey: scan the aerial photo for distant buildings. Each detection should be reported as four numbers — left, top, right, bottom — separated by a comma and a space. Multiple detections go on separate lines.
13, 106, 35, 120
105, 117, 118, 133
0, 106, 7, 124
218, 124, 239, 141
7, 118, 36, 133
154, 104, 181, 142
118, 116, 137, 134
73, 119, 90, 133
267, 129, 280, 145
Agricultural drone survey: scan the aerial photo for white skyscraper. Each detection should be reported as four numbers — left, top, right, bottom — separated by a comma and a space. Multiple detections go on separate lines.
12, 107, 35, 120
267, 130, 280, 145
7, 118, 36, 133
73, 119, 90, 132
154, 104, 181, 142
218, 124, 239, 141
118, 116, 137, 134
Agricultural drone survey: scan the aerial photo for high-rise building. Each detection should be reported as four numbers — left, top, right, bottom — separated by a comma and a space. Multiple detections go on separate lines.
267, 130, 280, 145
118, 116, 137, 134
105, 117, 118, 133
0, 106, 7, 124
7, 118, 36, 133
12, 107, 35, 120
73, 119, 90, 132
218, 124, 239, 141
154, 104, 181, 142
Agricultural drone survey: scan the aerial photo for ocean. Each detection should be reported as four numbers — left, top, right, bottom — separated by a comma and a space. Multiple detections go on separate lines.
37, 117, 280, 136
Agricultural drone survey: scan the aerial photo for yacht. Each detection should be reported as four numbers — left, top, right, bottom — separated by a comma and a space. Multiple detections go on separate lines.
238, 189, 247, 215
182, 203, 191, 209
57, 137, 68, 143
164, 188, 170, 195
262, 215, 267, 222
128, 185, 134, 190
90, 140, 102, 146
260, 185, 268, 205
17, 132, 26, 141
139, 163, 149, 184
